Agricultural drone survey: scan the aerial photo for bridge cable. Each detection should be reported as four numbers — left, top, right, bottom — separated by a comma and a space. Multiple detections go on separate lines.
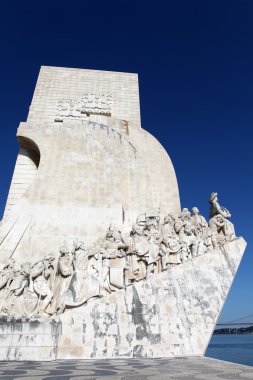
223, 313, 253, 324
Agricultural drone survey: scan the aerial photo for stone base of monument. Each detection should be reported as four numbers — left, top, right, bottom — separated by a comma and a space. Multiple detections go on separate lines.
0, 238, 245, 361
0, 317, 61, 361
56, 237, 246, 360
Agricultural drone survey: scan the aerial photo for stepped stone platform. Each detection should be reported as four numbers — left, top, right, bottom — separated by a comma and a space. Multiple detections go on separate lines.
0, 357, 252, 379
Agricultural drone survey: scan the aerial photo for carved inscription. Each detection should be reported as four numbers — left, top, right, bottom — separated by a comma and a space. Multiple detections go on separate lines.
56, 92, 112, 120
81, 93, 112, 115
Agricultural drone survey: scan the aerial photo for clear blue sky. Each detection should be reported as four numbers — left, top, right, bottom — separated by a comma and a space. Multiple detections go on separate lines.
0, 1, 252, 323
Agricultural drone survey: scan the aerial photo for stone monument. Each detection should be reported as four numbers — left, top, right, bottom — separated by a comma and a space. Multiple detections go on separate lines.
0, 66, 246, 360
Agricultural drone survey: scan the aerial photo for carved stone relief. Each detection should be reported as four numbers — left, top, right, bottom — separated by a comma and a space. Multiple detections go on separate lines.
56, 92, 112, 121
0, 193, 236, 319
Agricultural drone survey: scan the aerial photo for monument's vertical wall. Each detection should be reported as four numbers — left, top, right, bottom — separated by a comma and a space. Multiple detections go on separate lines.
0, 66, 180, 263
27, 66, 141, 126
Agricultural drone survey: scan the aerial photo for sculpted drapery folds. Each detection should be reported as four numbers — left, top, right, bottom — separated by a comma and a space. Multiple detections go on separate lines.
208, 192, 236, 245
129, 223, 150, 281
0, 193, 236, 318
175, 208, 201, 260
100, 225, 129, 292
161, 214, 182, 267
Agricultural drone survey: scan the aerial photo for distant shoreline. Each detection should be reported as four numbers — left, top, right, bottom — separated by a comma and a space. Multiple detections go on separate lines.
214, 326, 253, 335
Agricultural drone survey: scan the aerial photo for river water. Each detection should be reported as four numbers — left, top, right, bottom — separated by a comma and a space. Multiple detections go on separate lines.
206, 334, 253, 367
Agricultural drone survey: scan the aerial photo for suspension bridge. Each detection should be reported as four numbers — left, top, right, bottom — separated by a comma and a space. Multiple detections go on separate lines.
216, 312, 253, 326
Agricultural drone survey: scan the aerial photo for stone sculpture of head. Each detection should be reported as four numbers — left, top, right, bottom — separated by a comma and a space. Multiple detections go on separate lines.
179, 208, 191, 221
164, 214, 175, 225
59, 246, 70, 256
145, 208, 160, 227
192, 207, 199, 215
3, 258, 15, 270
73, 239, 84, 250
45, 253, 55, 263
136, 213, 146, 227
106, 224, 122, 242
131, 223, 143, 236
209, 192, 218, 204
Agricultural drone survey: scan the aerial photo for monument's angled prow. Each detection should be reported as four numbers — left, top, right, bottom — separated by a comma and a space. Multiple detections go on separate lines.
0, 66, 246, 360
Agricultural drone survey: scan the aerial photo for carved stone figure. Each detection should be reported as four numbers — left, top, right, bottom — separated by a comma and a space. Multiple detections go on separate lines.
43, 253, 56, 290
191, 207, 207, 237
0, 259, 16, 312
136, 213, 146, 229
87, 238, 104, 278
175, 208, 201, 260
143, 209, 163, 276
64, 240, 100, 307
129, 223, 150, 281
100, 225, 129, 292
191, 207, 212, 252
0, 259, 15, 291
2, 263, 30, 316
161, 214, 182, 267
209, 192, 236, 242
145, 208, 160, 230
68, 240, 88, 302
209, 192, 230, 219
30, 253, 55, 314
209, 214, 235, 248
51, 246, 73, 315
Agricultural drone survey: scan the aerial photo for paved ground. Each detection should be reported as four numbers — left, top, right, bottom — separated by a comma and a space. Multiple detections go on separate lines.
0, 357, 252, 380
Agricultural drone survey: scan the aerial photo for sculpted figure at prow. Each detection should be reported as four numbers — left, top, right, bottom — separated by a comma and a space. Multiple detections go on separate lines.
208, 192, 236, 247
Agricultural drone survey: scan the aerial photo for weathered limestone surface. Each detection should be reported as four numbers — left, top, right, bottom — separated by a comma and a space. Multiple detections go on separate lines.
0, 67, 246, 361
0, 66, 180, 264
0, 317, 61, 361
57, 237, 246, 359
